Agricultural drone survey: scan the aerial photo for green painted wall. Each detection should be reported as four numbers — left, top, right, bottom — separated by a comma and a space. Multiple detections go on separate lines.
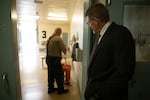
0, 0, 21, 100
107, 0, 123, 25
62, 32, 68, 48
82, 0, 92, 100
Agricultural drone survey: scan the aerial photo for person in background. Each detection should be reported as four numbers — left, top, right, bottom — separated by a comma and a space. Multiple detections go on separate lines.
71, 35, 77, 61
85, 3, 135, 100
46, 27, 69, 94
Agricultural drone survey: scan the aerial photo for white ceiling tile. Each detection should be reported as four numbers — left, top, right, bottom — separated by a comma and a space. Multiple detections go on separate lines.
17, 0, 77, 23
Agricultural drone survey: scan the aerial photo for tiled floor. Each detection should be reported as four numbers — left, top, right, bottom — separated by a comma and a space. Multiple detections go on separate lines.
19, 47, 81, 100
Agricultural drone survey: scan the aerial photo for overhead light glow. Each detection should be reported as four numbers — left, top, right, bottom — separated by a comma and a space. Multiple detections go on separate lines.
47, 16, 68, 21
48, 12, 67, 18
47, 12, 67, 21
19, 15, 40, 20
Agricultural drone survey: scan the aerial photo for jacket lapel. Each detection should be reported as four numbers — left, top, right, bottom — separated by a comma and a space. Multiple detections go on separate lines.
88, 23, 115, 67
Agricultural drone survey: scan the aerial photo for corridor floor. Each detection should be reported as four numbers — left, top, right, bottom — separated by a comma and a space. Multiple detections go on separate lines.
19, 47, 81, 100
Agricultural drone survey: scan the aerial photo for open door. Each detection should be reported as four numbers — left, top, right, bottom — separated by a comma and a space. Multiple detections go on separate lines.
0, 0, 22, 100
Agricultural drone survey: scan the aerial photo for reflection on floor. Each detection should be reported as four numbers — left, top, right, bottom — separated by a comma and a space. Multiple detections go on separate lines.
19, 47, 81, 100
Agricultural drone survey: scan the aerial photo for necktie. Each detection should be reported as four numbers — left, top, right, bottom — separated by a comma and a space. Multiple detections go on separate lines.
89, 34, 100, 62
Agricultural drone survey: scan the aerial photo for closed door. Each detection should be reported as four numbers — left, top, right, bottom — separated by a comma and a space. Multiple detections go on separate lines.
62, 32, 68, 48
123, 0, 150, 100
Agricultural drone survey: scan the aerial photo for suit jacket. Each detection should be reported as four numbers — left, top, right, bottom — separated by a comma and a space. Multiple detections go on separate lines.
85, 22, 135, 99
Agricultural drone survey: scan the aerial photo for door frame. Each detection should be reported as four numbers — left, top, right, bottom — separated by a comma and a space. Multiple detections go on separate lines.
11, 0, 22, 99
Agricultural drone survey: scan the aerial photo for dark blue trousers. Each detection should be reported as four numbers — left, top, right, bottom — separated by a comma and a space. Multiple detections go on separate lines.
46, 56, 64, 91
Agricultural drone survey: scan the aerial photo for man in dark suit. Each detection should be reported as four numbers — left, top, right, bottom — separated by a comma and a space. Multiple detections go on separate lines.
84, 3, 135, 100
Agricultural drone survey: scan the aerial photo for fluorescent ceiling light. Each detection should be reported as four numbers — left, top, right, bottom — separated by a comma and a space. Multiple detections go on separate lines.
48, 12, 68, 21
47, 16, 68, 21
48, 13, 67, 17
19, 15, 40, 20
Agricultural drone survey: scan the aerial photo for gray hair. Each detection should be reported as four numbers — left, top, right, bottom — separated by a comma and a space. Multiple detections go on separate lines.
85, 3, 109, 22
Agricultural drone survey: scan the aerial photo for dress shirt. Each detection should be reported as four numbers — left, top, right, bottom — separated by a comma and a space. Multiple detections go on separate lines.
97, 21, 112, 44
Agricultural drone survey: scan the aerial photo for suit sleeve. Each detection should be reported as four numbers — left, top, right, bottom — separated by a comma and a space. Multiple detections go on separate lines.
113, 27, 135, 81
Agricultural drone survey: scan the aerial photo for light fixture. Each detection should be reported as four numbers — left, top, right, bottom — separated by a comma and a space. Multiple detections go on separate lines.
47, 16, 67, 21
47, 12, 68, 21
107, 0, 111, 6
19, 15, 40, 20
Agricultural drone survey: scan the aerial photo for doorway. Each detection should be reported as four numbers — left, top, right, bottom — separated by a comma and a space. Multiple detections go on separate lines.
17, 4, 81, 100
18, 20, 81, 100
17, 20, 44, 100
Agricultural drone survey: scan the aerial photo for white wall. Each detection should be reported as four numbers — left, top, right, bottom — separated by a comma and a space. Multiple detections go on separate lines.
38, 22, 70, 50
70, 0, 84, 95
71, 0, 84, 49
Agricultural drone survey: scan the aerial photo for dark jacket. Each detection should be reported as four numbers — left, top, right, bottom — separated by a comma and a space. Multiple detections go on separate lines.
85, 23, 135, 99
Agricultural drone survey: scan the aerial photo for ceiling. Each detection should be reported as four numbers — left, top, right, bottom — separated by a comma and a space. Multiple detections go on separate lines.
16, 0, 77, 23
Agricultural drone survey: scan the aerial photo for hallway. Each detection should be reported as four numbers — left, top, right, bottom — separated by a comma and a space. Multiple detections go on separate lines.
19, 45, 81, 100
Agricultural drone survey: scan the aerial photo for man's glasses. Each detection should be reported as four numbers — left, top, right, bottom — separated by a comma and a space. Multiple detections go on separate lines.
86, 19, 95, 25
86, 17, 99, 25
86, 20, 92, 25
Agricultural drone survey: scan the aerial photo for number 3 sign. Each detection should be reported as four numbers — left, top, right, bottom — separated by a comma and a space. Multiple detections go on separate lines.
42, 31, 46, 38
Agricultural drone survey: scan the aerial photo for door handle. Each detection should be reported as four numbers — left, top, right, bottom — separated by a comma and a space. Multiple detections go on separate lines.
2, 72, 9, 94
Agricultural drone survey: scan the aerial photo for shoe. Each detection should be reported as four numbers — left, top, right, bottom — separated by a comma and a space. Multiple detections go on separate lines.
57, 89, 69, 94
48, 89, 55, 94
48, 88, 57, 94
64, 82, 71, 86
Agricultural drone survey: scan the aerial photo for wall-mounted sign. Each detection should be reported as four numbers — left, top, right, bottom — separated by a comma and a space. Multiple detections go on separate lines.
42, 30, 46, 38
